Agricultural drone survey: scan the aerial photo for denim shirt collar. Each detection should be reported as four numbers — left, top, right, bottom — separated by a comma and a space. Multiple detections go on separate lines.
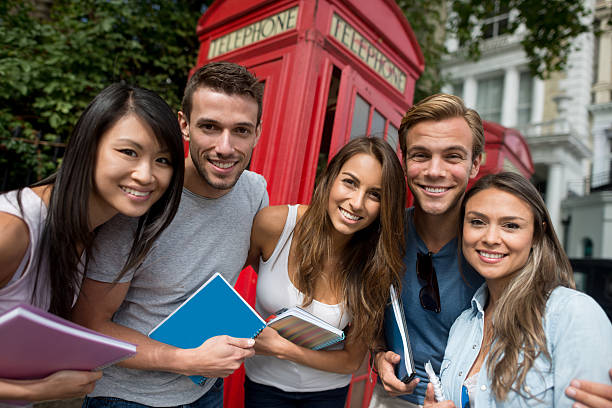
470, 283, 489, 317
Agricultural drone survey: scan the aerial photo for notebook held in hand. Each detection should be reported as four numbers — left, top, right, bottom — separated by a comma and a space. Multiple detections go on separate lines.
267, 306, 345, 350
384, 284, 416, 383
148, 272, 266, 386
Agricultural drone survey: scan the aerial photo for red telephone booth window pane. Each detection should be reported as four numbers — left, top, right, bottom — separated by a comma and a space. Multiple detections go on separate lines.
388, 124, 399, 151
350, 94, 370, 139
371, 109, 385, 138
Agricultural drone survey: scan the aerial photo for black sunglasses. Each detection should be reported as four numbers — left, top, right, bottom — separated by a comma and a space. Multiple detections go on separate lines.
416, 252, 441, 313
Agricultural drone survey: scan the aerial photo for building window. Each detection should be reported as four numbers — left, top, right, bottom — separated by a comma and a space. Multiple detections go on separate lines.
476, 76, 503, 123
482, 1, 510, 39
582, 238, 593, 258
517, 72, 533, 125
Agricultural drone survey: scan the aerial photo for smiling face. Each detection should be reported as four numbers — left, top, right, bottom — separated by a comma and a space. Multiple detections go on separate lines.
326, 153, 382, 240
462, 187, 535, 291
90, 114, 173, 228
180, 87, 260, 198
404, 117, 481, 217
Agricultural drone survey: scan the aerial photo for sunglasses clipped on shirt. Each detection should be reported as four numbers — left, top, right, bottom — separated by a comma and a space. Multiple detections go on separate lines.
416, 251, 441, 313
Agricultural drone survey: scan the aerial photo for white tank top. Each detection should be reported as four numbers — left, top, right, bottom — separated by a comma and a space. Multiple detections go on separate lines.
244, 205, 353, 392
0, 188, 51, 314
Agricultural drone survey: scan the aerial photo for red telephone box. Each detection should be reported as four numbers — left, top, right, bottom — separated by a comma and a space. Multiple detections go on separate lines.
195, 0, 424, 205
479, 121, 534, 181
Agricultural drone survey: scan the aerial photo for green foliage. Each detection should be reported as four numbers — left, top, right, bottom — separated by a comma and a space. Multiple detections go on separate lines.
397, 0, 447, 102
398, 0, 592, 99
0, 0, 206, 190
450, 0, 591, 80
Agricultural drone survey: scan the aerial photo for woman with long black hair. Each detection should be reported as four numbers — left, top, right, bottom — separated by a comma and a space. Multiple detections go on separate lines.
0, 83, 184, 403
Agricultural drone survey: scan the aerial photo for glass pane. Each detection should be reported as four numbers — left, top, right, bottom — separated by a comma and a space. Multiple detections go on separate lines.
476, 76, 503, 123
371, 110, 385, 138
350, 94, 370, 140
517, 71, 533, 125
387, 124, 399, 151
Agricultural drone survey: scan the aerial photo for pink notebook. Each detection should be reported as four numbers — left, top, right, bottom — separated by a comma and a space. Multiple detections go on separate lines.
0, 303, 136, 380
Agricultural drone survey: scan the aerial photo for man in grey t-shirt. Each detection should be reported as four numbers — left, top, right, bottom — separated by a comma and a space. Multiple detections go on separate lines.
72, 62, 268, 407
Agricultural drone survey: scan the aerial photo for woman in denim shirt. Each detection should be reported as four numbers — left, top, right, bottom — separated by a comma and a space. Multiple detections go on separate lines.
427, 172, 612, 408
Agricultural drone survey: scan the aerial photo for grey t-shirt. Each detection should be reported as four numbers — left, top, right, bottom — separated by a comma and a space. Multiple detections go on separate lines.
86, 170, 268, 407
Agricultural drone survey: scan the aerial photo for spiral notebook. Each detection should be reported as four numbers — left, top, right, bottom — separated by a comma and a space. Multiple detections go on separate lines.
267, 307, 345, 350
384, 284, 416, 383
0, 303, 136, 405
149, 273, 266, 386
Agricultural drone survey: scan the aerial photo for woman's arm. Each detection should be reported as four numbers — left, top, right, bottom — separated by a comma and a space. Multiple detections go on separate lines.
550, 291, 612, 406
0, 212, 30, 288
0, 370, 101, 402
254, 325, 368, 375
245, 205, 295, 268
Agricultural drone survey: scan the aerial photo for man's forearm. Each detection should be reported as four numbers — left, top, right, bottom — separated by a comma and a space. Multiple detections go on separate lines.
85, 318, 186, 373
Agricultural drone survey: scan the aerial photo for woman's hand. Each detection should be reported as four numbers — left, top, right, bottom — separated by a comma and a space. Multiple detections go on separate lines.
253, 327, 293, 359
0, 370, 102, 402
423, 383, 456, 408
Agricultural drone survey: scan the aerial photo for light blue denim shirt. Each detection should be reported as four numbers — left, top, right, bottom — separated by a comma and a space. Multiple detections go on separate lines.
440, 284, 612, 408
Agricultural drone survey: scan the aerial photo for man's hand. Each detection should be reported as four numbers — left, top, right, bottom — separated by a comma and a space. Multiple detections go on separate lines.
374, 350, 419, 396
178, 335, 255, 378
423, 383, 456, 408
565, 369, 612, 408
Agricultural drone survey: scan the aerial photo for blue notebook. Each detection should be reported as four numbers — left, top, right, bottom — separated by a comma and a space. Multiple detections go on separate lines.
384, 284, 416, 383
148, 273, 266, 386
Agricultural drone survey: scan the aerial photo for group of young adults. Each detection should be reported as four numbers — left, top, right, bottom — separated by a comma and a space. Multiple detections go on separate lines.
0, 61, 610, 408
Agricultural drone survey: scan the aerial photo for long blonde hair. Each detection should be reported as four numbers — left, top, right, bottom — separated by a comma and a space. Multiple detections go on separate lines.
460, 172, 574, 401
293, 137, 406, 348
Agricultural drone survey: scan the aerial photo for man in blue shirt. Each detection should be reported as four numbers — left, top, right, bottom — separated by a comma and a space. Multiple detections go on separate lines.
370, 93, 484, 407
370, 95, 612, 408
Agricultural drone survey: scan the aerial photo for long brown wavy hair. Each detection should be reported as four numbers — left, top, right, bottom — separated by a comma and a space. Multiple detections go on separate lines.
460, 172, 574, 401
293, 137, 406, 348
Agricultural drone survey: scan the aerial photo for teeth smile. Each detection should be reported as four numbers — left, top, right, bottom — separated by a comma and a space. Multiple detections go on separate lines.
424, 186, 449, 193
478, 251, 505, 259
121, 187, 150, 197
340, 208, 362, 221
211, 160, 235, 169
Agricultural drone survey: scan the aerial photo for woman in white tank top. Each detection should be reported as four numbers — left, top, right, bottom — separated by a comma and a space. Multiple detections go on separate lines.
244, 137, 407, 407
0, 84, 184, 404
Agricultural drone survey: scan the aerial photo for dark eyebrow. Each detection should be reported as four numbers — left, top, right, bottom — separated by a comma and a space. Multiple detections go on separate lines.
407, 145, 469, 154
340, 171, 382, 190
444, 145, 469, 154
340, 171, 359, 181
116, 138, 143, 150
115, 137, 169, 153
194, 117, 256, 129
466, 210, 528, 223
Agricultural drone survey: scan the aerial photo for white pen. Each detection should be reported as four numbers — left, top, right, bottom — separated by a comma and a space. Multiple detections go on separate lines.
425, 360, 446, 402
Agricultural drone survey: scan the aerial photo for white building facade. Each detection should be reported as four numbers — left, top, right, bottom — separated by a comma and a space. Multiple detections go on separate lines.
440, 0, 612, 259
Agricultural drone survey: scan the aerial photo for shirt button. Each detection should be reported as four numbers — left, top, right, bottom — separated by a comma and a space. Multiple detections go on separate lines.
472, 344, 477, 349
481, 385, 487, 391
459, 371, 463, 376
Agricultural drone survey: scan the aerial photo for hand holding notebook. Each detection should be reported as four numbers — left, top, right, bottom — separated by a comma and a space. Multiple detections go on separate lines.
266, 306, 345, 350
384, 284, 416, 383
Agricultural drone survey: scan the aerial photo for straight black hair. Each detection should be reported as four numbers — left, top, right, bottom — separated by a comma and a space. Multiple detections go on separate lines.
34, 83, 184, 318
